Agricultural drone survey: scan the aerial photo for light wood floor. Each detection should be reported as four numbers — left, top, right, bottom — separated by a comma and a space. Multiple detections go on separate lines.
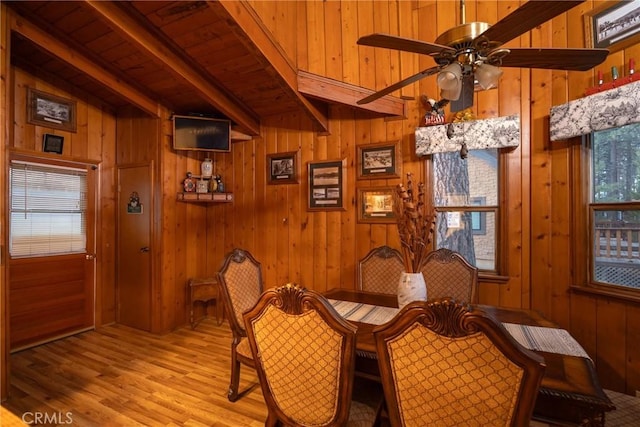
3, 316, 638, 427
1, 317, 268, 426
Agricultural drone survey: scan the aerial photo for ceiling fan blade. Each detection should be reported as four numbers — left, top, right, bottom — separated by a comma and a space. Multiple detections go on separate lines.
499, 48, 609, 71
357, 66, 443, 105
357, 33, 455, 56
478, 0, 583, 45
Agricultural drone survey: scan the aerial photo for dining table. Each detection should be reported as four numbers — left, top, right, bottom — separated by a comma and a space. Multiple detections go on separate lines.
324, 288, 616, 427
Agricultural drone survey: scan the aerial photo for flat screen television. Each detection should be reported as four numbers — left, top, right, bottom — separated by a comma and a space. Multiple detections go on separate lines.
172, 115, 231, 152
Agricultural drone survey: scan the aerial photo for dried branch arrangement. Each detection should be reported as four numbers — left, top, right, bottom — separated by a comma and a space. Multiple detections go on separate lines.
393, 173, 436, 273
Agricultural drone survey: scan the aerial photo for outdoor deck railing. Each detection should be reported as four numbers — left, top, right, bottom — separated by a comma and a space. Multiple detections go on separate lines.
596, 225, 640, 261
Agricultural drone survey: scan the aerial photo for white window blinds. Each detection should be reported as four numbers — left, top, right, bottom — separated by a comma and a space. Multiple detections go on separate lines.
10, 161, 87, 257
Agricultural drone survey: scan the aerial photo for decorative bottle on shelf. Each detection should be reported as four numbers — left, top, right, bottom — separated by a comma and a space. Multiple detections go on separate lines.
196, 178, 208, 193
183, 172, 195, 192
216, 175, 225, 193
201, 158, 213, 178
209, 175, 218, 192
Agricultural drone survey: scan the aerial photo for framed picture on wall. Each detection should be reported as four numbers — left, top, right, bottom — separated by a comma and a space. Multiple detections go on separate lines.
43, 134, 64, 154
307, 158, 347, 211
267, 151, 299, 184
584, 0, 640, 52
357, 186, 396, 223
27, 87, 77, 133
356, 141, 401, 179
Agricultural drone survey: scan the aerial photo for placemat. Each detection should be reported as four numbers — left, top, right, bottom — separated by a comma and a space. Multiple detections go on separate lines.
502, 322, 591, 359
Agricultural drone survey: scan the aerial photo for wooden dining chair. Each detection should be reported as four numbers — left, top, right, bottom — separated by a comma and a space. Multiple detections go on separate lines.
243, 283, 383, 427
419, 247, 479, 303
358, 245, 405, 294
217, 248, 263, 402
373, 298, 546, 427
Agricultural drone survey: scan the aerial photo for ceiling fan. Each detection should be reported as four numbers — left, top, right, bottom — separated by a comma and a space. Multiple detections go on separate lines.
357, 0, 609, 112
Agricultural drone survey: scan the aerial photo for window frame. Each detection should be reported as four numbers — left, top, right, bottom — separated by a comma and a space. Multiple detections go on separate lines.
425, 148, 506, 276
571, 132, 640, 302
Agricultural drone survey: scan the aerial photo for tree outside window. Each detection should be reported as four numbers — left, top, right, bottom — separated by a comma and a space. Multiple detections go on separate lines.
432, 149, 498, 272
590, 123, 640, 289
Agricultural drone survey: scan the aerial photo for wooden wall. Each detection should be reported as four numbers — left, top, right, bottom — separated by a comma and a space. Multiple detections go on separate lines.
1, 3, 9, 400
202, 0, 529, 299
2, 0, 640, 399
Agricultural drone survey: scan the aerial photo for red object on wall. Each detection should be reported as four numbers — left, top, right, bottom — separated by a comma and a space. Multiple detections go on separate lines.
585, 72, 640, 96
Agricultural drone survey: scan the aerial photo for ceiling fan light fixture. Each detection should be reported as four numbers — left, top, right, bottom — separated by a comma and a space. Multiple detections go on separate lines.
475, 63, 503, 90
437, 62, 463, 100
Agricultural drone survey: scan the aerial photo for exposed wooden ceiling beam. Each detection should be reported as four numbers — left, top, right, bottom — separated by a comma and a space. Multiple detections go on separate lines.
9, 14, 159, 117
297, 70, 406, 118
84, 0, 261, 136
215, 0, 329, 133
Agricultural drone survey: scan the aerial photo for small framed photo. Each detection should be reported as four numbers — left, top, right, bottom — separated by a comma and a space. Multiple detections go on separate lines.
267, 151, 299, 184
27, 87, 77, 133
584, 0, 640, 52
308, 158, 347, 211
356, 141, 401, 179
357, 187, 396, 223
43, 134, 64, 155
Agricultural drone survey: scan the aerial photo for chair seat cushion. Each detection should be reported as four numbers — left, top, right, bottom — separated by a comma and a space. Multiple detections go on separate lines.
348, 377, 384, 427
236, 337, 253, 359
347, 400, 379, 427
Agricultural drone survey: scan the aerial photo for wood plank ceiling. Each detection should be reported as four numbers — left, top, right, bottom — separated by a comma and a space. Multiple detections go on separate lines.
7, 0, 405, 136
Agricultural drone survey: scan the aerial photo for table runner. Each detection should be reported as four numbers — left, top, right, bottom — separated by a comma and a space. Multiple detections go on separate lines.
328, 299, 398, 325
328, 299, 591, 359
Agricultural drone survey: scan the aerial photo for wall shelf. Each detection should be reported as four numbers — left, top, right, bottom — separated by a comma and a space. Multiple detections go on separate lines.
177, 192, 234, 203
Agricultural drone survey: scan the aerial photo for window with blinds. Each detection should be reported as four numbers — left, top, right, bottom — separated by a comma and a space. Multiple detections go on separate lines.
10, 161, 87, 257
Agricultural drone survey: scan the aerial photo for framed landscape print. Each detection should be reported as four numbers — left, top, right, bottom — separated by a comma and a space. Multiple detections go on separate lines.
267, 151, 299, 184
584, 0, 640, 52
307, 158, 347, 211
27, 87, 77, 133
357, 141, 401, 179
357, 186, 396, 223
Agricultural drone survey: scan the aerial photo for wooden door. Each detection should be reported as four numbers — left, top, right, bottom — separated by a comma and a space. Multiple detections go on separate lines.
117, 164, 152, 331
8, 160, 97, 350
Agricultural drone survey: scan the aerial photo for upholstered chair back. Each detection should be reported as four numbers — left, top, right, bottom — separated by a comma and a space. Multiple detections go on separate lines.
217, 248, 263, 402
419, 248, 478, 303
373, 299, 545, 427
244, 283, 380, 426
358, 245, 405, 294
218, 248, 263, 337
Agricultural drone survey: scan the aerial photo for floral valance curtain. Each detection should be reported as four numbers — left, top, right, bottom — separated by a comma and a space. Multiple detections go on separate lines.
550, 80, 640, 141
415, 115, 520, 156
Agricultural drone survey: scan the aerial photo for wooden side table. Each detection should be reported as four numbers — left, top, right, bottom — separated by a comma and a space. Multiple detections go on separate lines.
188, 277, 223, 329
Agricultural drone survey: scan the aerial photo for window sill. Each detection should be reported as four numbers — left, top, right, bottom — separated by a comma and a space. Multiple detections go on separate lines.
570, 284, 640, 305
479, 273, 510, 284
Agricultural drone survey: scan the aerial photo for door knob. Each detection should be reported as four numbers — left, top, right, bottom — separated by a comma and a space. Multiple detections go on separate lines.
140, 247, 150, 253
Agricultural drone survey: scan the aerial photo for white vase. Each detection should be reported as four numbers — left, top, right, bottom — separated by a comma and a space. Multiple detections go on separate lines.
201, 158, 213, 178
397, 272, 427, 310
